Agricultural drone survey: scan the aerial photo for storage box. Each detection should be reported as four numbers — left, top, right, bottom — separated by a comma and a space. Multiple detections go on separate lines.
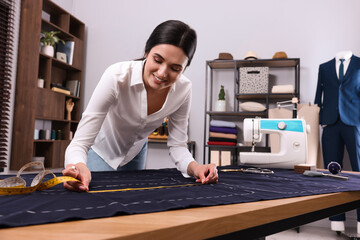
239, 67, 269, 93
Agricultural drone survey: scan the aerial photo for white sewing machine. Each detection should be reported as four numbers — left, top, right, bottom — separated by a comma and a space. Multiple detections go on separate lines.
239, 118, 309, 169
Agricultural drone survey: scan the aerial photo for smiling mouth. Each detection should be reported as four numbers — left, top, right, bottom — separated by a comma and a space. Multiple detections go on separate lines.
154, 74, 166, 83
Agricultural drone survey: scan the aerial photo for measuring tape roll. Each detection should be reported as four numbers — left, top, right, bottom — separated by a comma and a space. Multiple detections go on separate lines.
0, 161, 79, 195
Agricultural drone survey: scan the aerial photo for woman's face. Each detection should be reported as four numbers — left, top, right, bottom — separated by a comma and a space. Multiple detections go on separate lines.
143, 44, 188, 91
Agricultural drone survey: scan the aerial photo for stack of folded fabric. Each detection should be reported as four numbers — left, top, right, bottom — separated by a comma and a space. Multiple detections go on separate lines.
208, 120, 237, 146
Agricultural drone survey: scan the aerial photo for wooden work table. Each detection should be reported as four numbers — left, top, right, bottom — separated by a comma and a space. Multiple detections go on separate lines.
1, 191, 360, 240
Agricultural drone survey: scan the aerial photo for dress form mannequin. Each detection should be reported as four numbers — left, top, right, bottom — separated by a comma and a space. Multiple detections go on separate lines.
315, 50, 360, 235
336, 50, 352, 59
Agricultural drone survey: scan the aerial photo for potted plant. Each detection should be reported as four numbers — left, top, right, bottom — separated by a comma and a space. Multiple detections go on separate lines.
215, 85, 226, 111
40, 30, 65, 57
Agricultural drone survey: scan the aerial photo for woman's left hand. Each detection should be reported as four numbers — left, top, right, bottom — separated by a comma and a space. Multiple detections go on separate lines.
187, 162, 218, 184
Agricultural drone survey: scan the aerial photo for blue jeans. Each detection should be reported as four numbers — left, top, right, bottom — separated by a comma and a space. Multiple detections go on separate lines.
87, 141, 148, 172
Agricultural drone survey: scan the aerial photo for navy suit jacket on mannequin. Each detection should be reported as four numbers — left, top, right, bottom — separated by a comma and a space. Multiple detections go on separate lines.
315, 55, 360, 126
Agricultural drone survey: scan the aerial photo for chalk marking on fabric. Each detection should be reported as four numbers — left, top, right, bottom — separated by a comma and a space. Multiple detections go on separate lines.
70, 208, 81, 211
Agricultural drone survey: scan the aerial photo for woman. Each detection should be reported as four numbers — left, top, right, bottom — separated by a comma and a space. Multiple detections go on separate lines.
62, 20, 218, 192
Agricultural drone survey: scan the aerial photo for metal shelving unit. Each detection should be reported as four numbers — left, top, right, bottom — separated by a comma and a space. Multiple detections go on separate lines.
203, 58, 300, 165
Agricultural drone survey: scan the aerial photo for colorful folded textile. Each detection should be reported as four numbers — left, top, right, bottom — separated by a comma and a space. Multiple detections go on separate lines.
208, 137, 237, 143
210, 126, 238, 135
209, 132, 237, 139
210, 120, 236, 128
207, 141, 236, 146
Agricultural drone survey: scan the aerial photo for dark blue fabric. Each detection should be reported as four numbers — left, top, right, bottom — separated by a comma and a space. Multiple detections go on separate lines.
0, 167, 360, 228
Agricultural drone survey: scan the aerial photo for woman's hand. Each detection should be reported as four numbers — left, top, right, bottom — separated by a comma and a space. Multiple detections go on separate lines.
62, 163, 91, 192
187, 161, 218, 184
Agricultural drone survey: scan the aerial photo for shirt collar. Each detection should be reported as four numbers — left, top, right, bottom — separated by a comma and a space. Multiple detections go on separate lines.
130, 60, 176, 92
335, 51, 352, 62
130, 60, 145, 87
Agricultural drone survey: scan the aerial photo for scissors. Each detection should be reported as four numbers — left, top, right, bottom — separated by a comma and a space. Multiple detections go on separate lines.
220, 168, 274, 174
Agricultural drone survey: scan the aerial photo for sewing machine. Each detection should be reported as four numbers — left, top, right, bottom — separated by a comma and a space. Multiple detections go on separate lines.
239, 118, 309, 169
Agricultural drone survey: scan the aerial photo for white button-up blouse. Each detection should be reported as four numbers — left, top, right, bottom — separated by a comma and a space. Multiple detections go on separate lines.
65, 60, 195, 176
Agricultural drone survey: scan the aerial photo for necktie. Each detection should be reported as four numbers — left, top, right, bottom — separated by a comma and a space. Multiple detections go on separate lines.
339, 58, 345, 82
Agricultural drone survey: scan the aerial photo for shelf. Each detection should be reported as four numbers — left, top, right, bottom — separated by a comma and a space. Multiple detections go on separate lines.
34, 140, 70, 143
42, 0, 68, 16
37, 87, 80, 100
148, 139, 167, 143
39, 53, 81, 71
52, 56, 82, 71
204, 57, 300, 165
148, 135, 168, 140
35, 116, 68, 122
42, 0, 85, 40
10, 0, 85, 170
35, 116, 79, 124
207, 111, 267, 117
206, 145, 271, 152
41, 19, 77, 41
34, 140, 55, 143
208, 58, 300, 69
236, 93, 297, 100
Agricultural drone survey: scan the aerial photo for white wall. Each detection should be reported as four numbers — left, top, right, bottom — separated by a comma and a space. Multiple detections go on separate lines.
53, 0, 360, 168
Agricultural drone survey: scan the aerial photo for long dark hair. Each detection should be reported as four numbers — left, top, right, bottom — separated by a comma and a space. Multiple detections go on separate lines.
144, 20, 197, 67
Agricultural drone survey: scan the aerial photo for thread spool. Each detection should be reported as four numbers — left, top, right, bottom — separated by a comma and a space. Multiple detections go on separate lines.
39, 129, 46, 140
37, 78, 44, 88
34, 129, 39, 140
327, 162, 342, 174
45, 130, 51, 140
56, 130, 62, 140
51, 130, 56, 140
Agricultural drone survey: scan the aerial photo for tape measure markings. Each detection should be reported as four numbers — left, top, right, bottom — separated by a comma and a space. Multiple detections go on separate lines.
0, 162, 79, 195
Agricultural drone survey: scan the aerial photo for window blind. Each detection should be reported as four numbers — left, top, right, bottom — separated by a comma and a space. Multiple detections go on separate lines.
0, 0, 15, 172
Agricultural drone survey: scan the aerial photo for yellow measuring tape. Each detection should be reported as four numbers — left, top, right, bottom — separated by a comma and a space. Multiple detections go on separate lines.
0, 162, 203, 195
0, 161, 79, 195
88, 183, 201, 193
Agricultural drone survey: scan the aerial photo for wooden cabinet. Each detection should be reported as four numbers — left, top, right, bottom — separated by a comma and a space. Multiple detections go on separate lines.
204, 58, 300, 165
11, 0, 85, 170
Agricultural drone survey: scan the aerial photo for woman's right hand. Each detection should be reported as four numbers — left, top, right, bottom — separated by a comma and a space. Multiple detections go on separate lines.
62, 162, 91, 192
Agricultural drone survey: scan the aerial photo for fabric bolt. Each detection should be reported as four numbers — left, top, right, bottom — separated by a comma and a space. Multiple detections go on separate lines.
65, 60, 195, 177
210, 126, 238, 134
0, 167, 360, 228
207, 141, 236, 146
208, 137, 237, 143
271, 85, 294, 93
209, 132, 237, 139
210, 120, 236, 128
